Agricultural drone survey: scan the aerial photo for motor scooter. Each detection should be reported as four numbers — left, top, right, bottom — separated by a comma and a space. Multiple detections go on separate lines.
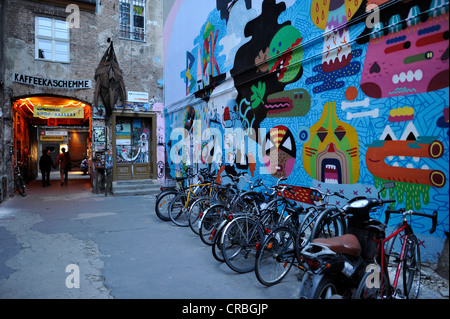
298, 183, 396, 299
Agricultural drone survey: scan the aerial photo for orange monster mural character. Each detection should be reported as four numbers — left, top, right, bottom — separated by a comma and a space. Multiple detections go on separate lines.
303, 101, 359, 184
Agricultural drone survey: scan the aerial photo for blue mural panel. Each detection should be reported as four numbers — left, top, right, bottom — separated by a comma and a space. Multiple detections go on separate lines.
164, 0, 449, 261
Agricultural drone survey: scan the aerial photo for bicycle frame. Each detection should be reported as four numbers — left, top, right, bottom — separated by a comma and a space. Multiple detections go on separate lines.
183, 182, 214, 209
380, 221, 411, 298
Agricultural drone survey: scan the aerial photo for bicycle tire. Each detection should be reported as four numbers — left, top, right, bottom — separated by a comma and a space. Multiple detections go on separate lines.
221, 216, 265, 273
188, 196, 211, 235
211, 221, 229, 262
353, 266, 391, 299
155, 190, 178, 221
403, 235, 421, 299
168, 193, 189, 226
255, 226, 295, 286
16, 176, 27, 197
294, 210, 316, 262
311, 208, 346, 240
199, 203, 227, 246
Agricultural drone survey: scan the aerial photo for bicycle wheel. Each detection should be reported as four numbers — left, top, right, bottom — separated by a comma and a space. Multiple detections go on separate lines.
255, 226, 295, 286
199, 204, 227, 245
188, 196, 210, 235
211, 221, 229, 262
353, 266, 391, 299
168, 193, 189, 226
221, 216, 265, 273
16, 176, 27, 197
403, 235, 421, 299
294, 211, 316, 262
155, 190, 178, 221
311, 208, 346, 239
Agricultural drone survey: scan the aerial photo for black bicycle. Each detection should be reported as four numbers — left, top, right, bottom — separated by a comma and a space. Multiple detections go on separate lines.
14, 161, 28, 197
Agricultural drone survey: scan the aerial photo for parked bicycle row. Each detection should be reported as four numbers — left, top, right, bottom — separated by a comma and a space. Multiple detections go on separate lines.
154, 168, 438, 299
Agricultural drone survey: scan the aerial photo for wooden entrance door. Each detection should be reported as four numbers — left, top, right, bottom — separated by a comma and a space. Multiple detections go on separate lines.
114, 115, 154, 180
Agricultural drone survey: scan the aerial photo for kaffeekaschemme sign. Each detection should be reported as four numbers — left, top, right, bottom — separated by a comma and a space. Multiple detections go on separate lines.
12, 72, 91, 89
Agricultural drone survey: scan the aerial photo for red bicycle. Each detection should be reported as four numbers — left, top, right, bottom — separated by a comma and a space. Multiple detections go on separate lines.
354, 208, 437, 299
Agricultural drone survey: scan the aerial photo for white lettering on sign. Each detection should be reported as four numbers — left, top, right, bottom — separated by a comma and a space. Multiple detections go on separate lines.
12, 73, 91, 89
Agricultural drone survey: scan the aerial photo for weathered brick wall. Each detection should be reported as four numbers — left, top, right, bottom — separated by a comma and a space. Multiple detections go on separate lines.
1, 0, 164, 198
95, 0, 164, 103
2, 0, 98, 102
3, 0, 163, 103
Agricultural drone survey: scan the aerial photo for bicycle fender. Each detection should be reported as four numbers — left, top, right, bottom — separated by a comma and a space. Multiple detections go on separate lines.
298, 271, 325, 299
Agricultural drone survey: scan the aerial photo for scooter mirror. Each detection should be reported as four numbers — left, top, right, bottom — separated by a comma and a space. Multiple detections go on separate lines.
377, 182, 396, 198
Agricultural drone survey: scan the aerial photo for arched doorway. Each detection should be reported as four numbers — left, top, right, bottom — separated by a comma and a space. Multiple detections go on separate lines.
12, 95, 91, 185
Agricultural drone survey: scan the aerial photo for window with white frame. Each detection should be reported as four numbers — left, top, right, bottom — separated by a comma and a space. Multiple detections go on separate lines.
119, 0, 146, 41
35, 16, 70, 63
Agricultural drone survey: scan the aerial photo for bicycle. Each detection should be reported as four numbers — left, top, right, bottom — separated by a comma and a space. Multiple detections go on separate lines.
219, 179, 300, 273
168, 170, 218, 227
14, 161, 28, 197
188, 175, 240, 235
155, 171, 194, 222
255, 188, 345, 286
199, 174, 265, 246
354, 208, 437, 299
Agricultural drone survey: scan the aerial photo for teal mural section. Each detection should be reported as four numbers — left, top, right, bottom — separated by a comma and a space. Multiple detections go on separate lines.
164, 0, 449, 260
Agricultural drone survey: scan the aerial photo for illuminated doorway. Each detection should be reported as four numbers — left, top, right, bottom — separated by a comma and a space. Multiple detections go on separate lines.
12, 96, 91, 181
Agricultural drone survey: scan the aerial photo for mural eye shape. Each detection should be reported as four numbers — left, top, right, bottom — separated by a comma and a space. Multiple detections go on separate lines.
400, 122, 419, 141
281, 136, 293, 152
317, 130, 328, 142
369, 62, 381, 74
334, 127, 346, 141
380, 125, 397, 141
265, 138, 274, 154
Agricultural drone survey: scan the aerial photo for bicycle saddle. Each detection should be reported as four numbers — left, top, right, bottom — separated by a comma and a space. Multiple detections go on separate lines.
313, 234, 361, 257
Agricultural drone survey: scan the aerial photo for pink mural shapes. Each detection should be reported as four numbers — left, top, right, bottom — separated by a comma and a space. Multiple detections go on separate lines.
361, 12, 449, 98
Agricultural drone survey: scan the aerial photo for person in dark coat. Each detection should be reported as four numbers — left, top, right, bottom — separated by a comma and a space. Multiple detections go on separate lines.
39, 148, 53, 187
54, 147, 71, 186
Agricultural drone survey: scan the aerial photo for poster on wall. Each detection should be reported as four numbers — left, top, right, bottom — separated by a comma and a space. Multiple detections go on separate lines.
93, 126, 106, 149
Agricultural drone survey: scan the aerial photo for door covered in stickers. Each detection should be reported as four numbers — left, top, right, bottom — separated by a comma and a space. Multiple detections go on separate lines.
114, 116, 153, 180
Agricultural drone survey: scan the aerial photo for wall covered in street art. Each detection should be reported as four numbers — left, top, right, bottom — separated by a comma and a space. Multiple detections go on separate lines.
163, 0, 449, 260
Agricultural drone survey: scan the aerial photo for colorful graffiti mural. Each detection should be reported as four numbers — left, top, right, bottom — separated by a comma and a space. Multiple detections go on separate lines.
164, 0, 449, 260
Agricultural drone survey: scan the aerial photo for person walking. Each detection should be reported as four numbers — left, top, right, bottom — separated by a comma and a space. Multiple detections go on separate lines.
54, 147, 72, 186
39, 148, 53, 187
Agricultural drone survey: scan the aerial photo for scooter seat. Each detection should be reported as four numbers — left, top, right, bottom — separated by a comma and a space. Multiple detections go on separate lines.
312, 234, 361, 257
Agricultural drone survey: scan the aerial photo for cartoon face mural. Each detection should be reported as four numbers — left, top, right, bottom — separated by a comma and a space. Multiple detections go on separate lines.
366, 122, 446, 209
264, 88, 311, 118
361, 9, 449, 98
303, 101, 359, 184
262, 125, 296, 178
311, 0, 363, 72
267, 25, 303, 83
164, 0, 449, 261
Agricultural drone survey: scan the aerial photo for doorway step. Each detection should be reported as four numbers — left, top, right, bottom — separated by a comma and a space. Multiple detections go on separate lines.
112, 179, 161, 196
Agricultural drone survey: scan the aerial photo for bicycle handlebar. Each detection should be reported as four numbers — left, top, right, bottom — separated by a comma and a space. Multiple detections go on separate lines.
384, 208, 438, 234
